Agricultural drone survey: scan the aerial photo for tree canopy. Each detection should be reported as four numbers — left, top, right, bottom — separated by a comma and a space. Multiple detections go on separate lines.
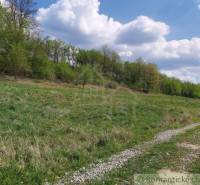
0, 1, 200, 98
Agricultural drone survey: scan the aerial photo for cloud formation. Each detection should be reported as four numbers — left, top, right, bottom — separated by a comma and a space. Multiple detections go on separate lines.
37, 0, 121, 47
118, 38, 200, 61
161, 66, 200, 84
36, 0, 200, 83
36, 0, 168, 47
116, 16, 169, 45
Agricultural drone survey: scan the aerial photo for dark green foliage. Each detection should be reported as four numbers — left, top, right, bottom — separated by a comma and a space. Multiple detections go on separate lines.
160, 76, 200, 98
0, 1, 199, 98
77, 49, 104, 66
76, 65, 104, 87
160, 77, 182, 96
31, 51, 55, 80
55, 62, 75, 82
123, 59, 160, 92
181, 82, 200, 98
105, 81, 118, 89
9, 43, 31, 77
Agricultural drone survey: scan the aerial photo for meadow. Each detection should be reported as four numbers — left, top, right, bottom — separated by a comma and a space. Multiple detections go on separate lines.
0, 77, 200, 184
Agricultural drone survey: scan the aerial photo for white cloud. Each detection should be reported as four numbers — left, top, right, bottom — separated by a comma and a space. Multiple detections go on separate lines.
118, 38, 200, 61
161, 66, 200, 84
116, 16, 169, 45
36, 0, 168, 47
36, 0, 200, 83
37, 0, 121, 47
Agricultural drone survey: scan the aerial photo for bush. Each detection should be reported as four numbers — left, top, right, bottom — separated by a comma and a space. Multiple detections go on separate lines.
160, 78, 182, 96
105, 81, 118, 89
75, 65, 104, 87
55, 62, 75, 82
181, 82, 200, 98
31, 50, 55, 80
1, 43, 31, 77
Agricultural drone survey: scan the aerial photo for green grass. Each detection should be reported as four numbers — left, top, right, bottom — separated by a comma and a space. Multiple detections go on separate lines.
90, 127, 200, 185
0, 78, 200, 184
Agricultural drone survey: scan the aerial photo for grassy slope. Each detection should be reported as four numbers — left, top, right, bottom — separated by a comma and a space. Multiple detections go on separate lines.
0, 78, 200, 184
90, 127, 200, 185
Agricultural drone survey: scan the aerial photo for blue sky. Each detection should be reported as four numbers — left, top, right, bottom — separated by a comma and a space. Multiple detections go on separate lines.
35, 0, 200, 83
36, 0, 200, 40
36, 0, 56, 8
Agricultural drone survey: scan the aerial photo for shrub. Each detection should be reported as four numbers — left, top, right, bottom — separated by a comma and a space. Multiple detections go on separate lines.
31, 51, 55, 80
105, 81, 118, 89
181, 82, 200, 98
75, 65, 104, 87
160, 78, 182, 96
55, 62, 75, 82
1, 43, 31, 77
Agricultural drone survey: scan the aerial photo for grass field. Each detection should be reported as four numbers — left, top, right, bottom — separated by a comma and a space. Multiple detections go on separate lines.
0, 77, 200, 184
91, 127, 200, 185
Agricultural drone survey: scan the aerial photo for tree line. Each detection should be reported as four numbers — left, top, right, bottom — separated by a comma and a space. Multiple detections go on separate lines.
0, 0, 200, 98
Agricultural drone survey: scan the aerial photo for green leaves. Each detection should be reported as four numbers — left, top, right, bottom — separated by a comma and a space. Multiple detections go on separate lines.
9, 43, 31, 77
55, 62, 76, 82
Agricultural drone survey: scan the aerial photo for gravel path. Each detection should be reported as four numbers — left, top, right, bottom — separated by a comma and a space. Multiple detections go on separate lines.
52, 123, 200, 185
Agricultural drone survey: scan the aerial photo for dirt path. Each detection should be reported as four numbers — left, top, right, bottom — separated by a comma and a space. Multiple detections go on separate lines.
52, 123, 200, 185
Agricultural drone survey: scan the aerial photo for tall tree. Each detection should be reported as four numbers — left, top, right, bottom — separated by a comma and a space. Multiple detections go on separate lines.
6, 0, 37, 31
0, 0, 36, 77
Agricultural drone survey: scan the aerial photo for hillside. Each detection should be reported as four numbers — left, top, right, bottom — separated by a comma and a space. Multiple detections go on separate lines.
0, 78, 200, 184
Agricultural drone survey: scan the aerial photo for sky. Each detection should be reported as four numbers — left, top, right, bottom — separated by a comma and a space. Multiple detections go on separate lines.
20, 1, 200, 82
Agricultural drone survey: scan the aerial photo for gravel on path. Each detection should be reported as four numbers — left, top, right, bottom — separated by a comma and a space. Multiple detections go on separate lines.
51, 123, 200, 185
